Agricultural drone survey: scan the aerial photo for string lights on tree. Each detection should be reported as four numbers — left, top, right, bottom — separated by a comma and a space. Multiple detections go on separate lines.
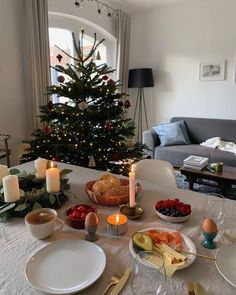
20, 29, 145, 175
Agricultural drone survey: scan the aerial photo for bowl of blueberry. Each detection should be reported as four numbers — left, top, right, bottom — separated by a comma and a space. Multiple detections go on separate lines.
155, 198, 192, 223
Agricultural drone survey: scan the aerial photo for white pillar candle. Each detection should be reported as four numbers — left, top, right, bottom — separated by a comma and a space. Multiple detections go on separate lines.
129, 164, 136, 207
3, 175, 20, 203
0, 165, 8, 185
46, 167, 60, 193
35, 158, 48, 179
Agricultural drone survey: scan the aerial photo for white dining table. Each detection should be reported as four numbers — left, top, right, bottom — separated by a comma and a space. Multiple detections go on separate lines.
0, 161, 236, 295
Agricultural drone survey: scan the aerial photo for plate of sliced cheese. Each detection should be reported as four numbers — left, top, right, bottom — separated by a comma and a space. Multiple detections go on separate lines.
129, 227, 196, 275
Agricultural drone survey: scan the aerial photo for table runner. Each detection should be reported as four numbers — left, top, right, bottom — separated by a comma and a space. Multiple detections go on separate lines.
0, 161, 235, 295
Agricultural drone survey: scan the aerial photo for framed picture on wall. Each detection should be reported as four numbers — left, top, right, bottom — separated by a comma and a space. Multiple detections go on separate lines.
199, 61, 225, 81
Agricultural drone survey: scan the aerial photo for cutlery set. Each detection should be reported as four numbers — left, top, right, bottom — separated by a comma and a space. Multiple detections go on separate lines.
101, 264, 130, 295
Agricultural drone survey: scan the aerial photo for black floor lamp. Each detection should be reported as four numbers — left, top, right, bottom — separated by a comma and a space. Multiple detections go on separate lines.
128, 68, 154, 142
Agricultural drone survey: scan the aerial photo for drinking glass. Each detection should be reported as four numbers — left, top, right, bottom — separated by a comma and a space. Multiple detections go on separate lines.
130, 251, 168, 295
203, 193, 225, 227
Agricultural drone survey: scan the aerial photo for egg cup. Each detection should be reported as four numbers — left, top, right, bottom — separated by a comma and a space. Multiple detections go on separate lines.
201, 231, 217, 249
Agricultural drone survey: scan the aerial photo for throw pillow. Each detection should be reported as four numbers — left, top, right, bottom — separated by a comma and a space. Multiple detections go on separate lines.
153, 120, 190, 146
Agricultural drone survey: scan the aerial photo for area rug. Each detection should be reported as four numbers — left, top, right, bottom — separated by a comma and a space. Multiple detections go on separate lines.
176, 172, 236, 200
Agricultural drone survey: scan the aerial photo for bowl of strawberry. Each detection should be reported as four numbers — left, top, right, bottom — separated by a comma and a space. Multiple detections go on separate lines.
66, 204, 96, 229
155, 198, 192, 223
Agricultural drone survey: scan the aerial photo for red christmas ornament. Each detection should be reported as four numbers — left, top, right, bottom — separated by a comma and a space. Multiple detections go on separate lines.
111, 151, 119, 161
43, 125, 52, 134
118, 101, 123, 107
102, 75, 109, 81
47, 101, 53, 111
124, 99, 131, 108
104, 120, 112, 131
57, 75, 65, 83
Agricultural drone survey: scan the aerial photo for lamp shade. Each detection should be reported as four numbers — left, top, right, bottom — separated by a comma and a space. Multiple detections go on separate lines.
128, 68, 154, 88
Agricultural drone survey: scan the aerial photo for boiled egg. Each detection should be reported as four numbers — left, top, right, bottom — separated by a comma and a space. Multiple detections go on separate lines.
85, 212, 98, 227
202, 218, 217, 233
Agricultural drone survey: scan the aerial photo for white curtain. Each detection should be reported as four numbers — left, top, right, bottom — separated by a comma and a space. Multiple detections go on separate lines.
116, 10, 131, 95
23, 0, 51, 131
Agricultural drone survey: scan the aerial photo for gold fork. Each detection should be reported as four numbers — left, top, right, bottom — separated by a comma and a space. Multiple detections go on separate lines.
101, 264, 125, 295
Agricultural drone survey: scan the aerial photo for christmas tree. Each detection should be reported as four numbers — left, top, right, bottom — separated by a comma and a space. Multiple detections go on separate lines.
21, 29, 145, 175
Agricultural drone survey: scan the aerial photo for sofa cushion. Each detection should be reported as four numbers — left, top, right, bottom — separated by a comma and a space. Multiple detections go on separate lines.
153, 121, 190, 146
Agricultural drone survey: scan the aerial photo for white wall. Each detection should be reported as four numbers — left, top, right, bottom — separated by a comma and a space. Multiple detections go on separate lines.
0, 0, 29, 165
129, 0, 236, 128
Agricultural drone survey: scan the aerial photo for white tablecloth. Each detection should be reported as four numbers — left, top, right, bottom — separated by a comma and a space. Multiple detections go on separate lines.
0, 161, 236, 295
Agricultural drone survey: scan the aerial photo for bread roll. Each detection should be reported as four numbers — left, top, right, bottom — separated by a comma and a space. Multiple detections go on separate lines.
100, 173, 121, 187
104, 185, 129, 197
92, 180, 110, 193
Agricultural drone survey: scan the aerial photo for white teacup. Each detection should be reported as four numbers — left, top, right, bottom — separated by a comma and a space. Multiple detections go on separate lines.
25, 208, 64, 239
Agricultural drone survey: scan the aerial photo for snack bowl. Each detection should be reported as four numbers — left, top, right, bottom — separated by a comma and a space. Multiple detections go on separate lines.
65, 204, 96, 229
85, 179, 141, 206
154, 199, 192, 223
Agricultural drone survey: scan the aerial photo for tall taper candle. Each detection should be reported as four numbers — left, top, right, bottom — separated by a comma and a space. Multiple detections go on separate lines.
35, 158, 48, 179
46, 166, 60, 193
3, 175, 20, 202
0, 165, 8, 185
129, 164, 135, 207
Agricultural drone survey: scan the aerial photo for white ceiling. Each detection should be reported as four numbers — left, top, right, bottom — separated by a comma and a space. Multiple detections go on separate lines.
110, 0, 192, 11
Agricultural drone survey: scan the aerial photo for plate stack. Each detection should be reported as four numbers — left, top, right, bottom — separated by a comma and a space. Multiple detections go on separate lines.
183, 155, 209, 170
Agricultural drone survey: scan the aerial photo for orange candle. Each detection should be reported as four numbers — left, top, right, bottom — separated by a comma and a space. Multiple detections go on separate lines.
107, 214, 127, 235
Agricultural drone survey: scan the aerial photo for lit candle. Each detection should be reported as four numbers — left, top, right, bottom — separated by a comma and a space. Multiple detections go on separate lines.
46, 162, 60, 193
0, 165, 8, 185
35, 158, 48, 179
129, 164, 136, 208
107, 214, 127, 235
3, 175, 20, 203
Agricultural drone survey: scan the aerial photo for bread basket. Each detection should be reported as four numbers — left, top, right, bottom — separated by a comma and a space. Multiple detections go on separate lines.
85, 179, 141, 206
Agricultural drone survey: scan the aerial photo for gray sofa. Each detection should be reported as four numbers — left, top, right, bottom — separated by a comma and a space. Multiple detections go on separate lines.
143, 117, 236, 167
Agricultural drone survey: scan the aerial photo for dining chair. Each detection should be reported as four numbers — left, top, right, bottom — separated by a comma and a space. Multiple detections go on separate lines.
134, 159, 177, 188
0, 133, 11, 167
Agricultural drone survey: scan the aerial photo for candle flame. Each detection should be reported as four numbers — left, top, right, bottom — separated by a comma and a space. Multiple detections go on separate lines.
49, 161, 54, 168
115, 214, 120, 223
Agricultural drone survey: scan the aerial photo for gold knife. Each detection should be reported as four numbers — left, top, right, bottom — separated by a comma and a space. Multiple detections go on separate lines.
110, 268, 131, 295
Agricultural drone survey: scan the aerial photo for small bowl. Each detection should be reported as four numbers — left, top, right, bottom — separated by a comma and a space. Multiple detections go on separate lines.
65, 204, 96, 229
154, 206, 192, 223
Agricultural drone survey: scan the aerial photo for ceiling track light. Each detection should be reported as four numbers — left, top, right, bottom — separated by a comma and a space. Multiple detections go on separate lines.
74, 0, 118, 17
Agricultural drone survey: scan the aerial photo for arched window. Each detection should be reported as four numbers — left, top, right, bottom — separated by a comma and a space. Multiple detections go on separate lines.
48, 13, 116, 103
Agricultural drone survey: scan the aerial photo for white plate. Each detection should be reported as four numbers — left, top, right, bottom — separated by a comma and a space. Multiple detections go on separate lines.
129, 227, 196, 270
25, 239, 106, 294
215, 244, 236, 288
